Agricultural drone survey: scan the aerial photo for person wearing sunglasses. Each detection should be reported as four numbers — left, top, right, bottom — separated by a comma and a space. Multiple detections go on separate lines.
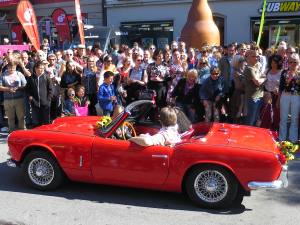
126, 55, 148, 103
63, 87, 76, 116
199, 66, 224, 122
149, 45, 156, 58
46, 53, 62, 120
196, 57, 210, 85
98, 55, 117, 87
243, 50, 265, 126
73, 44, 87, 68
59, 49, 83, 77
278, 53, 300, 144
236, 43, 247, 57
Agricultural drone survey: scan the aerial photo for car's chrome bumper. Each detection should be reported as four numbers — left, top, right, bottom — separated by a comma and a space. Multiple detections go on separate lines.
6, 158, 17, 168
248, 165, 288, 190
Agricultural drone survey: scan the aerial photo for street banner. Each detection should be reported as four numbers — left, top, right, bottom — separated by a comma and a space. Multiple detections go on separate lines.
257, 0, 267, 46
0, 45, 30, 57
74, 0, 85, 45
11, 25, 23, 45
52, 8, 72, 42
16, 0, 40, 50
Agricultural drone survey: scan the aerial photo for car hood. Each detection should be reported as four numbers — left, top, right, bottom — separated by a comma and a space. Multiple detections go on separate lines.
220, 123, 278, 153
34, 116, 100, 136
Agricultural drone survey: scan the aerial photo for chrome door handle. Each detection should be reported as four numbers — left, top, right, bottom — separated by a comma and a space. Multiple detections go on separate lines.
152, 154, 168, 159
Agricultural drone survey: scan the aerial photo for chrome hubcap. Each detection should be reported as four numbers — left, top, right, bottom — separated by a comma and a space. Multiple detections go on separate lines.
28, 158, 54, 186
194, 170, 228, 203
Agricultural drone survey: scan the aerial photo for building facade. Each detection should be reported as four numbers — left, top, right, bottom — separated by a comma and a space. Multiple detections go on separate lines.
105, 0, 300, 49
0, 0, 104, 46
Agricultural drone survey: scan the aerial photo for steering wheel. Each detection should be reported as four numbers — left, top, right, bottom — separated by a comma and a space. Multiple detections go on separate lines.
115, 121, 136, 140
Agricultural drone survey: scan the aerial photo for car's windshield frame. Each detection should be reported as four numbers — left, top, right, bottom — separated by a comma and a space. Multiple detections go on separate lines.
98, 100, 154, 138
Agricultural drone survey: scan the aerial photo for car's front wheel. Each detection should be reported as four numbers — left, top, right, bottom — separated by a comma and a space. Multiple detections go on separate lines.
22, 151, 64, 190
186, 165, 238, 209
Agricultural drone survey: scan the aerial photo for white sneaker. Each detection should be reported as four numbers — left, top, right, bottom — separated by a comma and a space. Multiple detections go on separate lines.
0, 127, 9, 132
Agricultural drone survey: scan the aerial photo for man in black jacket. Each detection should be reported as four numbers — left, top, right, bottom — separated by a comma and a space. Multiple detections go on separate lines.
26, 61, 53, 127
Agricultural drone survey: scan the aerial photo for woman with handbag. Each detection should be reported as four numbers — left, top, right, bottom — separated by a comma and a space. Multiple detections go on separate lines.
259, 55, 283, 130
126, 55, 148, 103
146, 49, 169, 108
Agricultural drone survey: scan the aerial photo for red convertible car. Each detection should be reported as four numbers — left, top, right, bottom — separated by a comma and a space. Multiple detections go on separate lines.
6, 100, 288, 209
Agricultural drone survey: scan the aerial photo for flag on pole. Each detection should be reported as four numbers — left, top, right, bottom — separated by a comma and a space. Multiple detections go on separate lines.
257, 0, 267, 47
16, 0, 40, 50
52, 8, 72, 42
74, 0, 85, 45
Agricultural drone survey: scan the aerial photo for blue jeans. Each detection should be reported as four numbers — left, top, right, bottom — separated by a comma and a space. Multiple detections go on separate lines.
279, 92, 300, 143
245, 98, 263, 126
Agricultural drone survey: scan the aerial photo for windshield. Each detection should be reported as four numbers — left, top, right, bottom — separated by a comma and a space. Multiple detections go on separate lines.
100, 111, 125, 134
99, 100, 154, 138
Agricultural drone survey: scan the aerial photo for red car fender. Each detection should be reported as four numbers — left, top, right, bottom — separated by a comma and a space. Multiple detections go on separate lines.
19, 143, 58, 163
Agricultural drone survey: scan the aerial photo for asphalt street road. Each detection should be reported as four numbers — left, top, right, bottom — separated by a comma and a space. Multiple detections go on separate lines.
0, 133, 300, 225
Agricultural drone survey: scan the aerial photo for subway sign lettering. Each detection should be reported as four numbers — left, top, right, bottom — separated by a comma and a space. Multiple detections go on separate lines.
260, 1, 300, 13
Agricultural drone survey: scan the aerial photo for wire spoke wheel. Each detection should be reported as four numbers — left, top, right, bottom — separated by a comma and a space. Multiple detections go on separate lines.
186, 166, 238, 208
194, 170, 228, 203
28, 158, 55, 186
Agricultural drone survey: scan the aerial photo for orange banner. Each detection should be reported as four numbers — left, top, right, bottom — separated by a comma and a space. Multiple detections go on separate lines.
75, 0, 85, 45
16, 0, 40, 50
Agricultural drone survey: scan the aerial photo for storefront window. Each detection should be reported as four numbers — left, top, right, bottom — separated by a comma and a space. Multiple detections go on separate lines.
120, 21, 173, 48
269, 24, 297, 46
251, 16, 300, 49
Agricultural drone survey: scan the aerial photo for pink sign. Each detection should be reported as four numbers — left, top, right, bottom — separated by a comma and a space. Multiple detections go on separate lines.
0, 45, 30, 56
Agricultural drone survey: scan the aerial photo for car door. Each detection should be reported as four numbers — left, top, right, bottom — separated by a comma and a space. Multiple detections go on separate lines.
91, 136, 171, 189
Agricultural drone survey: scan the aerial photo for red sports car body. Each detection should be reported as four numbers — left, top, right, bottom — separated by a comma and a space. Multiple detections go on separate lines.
6, 100, 288, 208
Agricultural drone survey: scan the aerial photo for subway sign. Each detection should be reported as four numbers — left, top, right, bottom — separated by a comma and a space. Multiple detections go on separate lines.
259, 1, 300, 13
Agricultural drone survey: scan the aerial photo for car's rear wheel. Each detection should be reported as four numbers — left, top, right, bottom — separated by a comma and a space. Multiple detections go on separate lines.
22, 151, 64, 190
185, 165, 238, 209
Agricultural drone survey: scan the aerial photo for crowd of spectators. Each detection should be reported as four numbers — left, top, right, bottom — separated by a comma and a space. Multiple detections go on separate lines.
0, 39, 299, 143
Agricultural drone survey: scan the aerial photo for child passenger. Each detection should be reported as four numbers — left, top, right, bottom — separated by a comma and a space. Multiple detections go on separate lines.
129, 107, 181, 146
